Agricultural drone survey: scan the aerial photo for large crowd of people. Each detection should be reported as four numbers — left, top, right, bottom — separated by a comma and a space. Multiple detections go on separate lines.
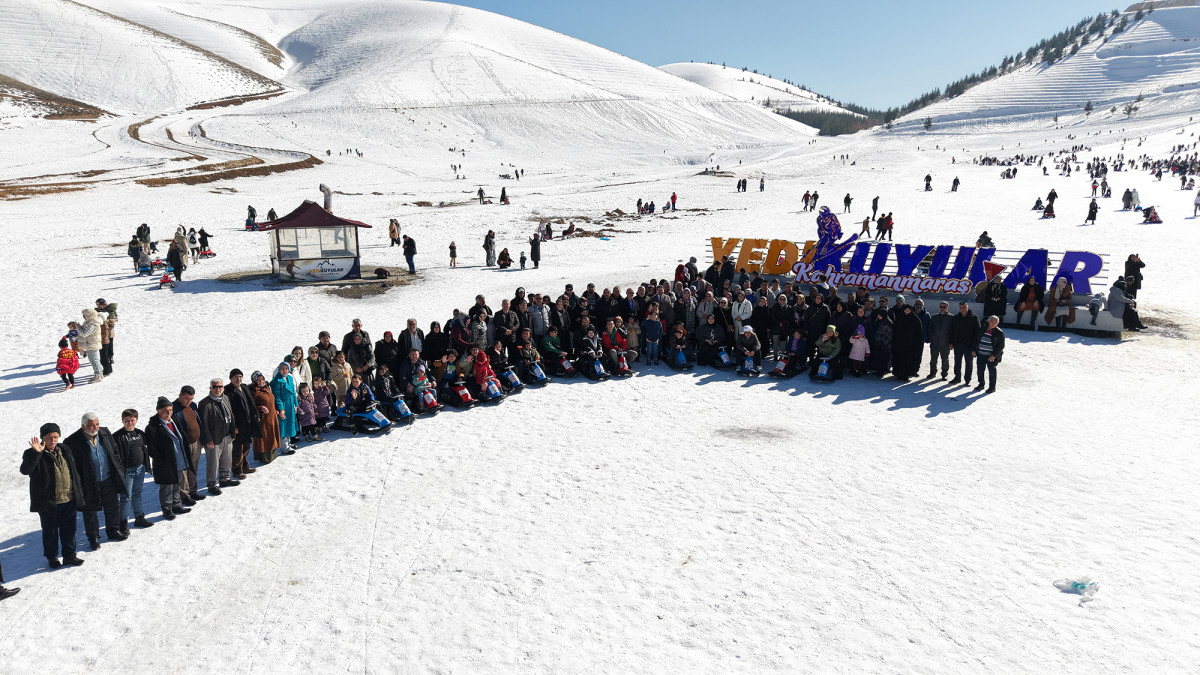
9, 254, 1034, 601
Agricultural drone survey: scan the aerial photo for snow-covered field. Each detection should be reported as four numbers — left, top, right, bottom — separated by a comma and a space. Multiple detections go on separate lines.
1, 1, 1199, 672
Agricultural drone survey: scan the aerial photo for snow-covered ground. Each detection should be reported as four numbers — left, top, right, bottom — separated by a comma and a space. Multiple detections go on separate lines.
1, 1, 1199, 672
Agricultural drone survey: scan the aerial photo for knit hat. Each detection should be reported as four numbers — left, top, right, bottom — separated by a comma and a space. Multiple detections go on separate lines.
826, 325, 836, 332
230, 368, 243, 378
251, 370, 265, 383
855, 325, 865, 336
39, 422, 61, 438
743, 326, 753, 333
155, 396, 172, 411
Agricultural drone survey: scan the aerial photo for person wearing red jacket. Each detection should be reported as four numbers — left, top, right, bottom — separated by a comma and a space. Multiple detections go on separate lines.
56, 339, 80, 390
601, 319, 631, 372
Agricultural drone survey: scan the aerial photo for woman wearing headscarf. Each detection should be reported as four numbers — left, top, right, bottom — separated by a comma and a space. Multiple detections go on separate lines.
251, 371, 280, 464
270, 362, 299, 454
1044, 277, 1075, 329
866, 308, 893, 376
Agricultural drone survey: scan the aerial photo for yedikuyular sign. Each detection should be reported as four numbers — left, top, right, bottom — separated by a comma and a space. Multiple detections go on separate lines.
711, 207, 1109, 295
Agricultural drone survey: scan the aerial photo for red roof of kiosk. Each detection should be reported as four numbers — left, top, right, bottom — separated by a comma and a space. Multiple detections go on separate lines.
256, 200, 372, 230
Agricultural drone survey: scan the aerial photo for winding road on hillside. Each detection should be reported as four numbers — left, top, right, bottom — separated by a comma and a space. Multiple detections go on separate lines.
0, 88, 321, 200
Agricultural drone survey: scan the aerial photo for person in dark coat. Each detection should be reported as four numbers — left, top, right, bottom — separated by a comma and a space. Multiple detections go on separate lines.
1124, 254, 1145, 298
769, 295, 797, 360
402, 235, 417, 274
982, 275, 1008, 321
926, 301, 953, 379
375, 332, 401, 372
803, 295, 832, 359
145, 396, 193, 520
529, 234, 541, 269
421, 321, 450, 367
695, 315, 725, 366
719, 257, 735, 289
21, 423, 87, 568
703, 261, 721, 289
224, 369, 259, 479
949, 302, 981, 385
1085, 199, 1099, 225
973, 315, 1006, 393
866, 309, 893, 375
346, 333, 376, 388
890, 305, 925, 381
167, 242, 185, 282
1013, 276, 1045, 328
341, 320, 371, 356
62, 413, 127, 549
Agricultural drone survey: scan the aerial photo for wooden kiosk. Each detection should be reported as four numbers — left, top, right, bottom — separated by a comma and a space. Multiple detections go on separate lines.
259, 200, 372, 282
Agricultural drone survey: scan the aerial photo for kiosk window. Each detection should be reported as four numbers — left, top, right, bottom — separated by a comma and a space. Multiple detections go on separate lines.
277, 227, 358, 260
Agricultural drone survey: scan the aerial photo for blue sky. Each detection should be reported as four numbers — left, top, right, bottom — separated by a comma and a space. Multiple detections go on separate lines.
450, 0, 1123, 110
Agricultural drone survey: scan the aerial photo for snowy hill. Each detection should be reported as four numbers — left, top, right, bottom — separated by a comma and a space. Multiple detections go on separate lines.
0, 0, 280, 115
660, 62, 860, 116
222, 0, 816, 166
892, 5, 1200, 129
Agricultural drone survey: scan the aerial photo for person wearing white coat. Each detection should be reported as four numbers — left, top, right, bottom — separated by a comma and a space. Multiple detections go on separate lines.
77, 308, 104, 382
731, 292, 753, 336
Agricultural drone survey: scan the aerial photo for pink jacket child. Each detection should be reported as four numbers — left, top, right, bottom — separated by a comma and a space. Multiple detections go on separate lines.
848, 326, 871, 363
297, 389, 317, 427
312, 383, 332, 420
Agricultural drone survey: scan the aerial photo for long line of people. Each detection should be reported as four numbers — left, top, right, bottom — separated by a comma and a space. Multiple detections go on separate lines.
13, 263, 1026, 601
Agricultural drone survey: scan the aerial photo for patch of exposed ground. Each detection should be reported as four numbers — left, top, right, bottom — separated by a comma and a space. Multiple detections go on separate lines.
0, 75, 108, 119
216, 267, 415, 297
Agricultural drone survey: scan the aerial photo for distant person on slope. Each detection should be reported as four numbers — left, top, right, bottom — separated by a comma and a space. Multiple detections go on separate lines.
477, 187, 485, 205
1085, 198, 1098, 225
843, 193, 852, 213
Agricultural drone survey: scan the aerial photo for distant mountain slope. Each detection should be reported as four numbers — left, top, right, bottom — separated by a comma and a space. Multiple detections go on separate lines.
659, 63, 860, 117
0, 0, 279, 115
893, 5, 1200, 128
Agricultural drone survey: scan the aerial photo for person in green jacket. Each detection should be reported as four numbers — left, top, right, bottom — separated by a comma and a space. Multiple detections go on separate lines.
809, 325, 842, 380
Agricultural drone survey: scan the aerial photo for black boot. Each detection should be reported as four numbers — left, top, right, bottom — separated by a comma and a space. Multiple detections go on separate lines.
134, 515, 154, 528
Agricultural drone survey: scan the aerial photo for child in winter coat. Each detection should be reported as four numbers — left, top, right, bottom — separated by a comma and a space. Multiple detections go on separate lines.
55, 339, 80, 390
617, 316, 640, 360
312, 376, 332, 433
65, 322, 79, 352
449, 241, 457, 268
1088, 293, 1105, 326
641, 311, 665, 365
848, 325, 870, 376
520, 251, 527, 269
331, 352, 353, 405
297, 382, 319, 441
